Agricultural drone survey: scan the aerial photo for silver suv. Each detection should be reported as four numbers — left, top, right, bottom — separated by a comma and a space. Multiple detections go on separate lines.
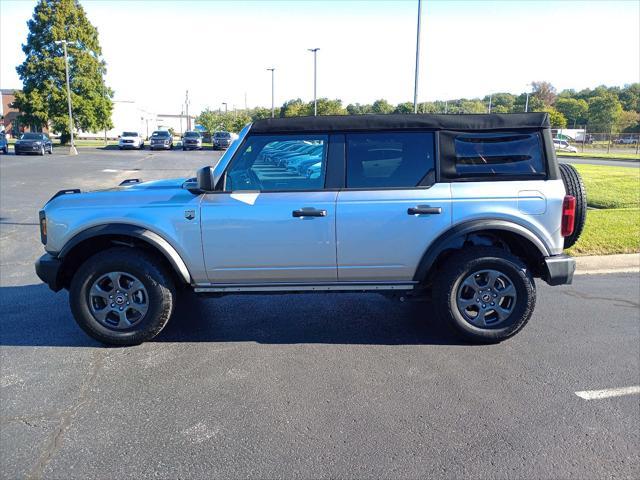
35, 113, 586, 346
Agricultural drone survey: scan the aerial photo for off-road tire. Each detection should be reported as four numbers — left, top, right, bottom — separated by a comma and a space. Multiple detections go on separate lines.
433, 247, 536, 343
559, 163, 587, 249
70, 247, 176, 345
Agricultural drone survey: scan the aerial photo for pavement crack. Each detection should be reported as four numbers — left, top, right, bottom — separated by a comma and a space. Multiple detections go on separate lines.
25, 349, 107, 480
561, 290, 640, 308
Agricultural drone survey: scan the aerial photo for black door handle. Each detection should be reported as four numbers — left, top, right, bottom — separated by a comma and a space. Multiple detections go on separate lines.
292, 208, 327, 218
408, 206, 442, 215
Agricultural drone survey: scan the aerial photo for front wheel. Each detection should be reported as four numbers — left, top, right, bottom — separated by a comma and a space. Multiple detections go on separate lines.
39, 145, 45, 156
69, 247, 176, 345
433, 247, 535, 343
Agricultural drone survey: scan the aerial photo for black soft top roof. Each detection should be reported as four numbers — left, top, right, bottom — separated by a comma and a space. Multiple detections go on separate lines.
250, 112, 550, 134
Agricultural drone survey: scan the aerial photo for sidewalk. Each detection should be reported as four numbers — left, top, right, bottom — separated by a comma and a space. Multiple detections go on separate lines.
575, 253, 640, 275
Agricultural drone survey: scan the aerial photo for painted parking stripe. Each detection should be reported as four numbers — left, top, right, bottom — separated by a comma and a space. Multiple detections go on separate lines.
575, 386, 640, 400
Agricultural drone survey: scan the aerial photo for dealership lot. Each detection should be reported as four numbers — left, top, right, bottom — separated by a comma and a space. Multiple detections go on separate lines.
1, 149, 638, 478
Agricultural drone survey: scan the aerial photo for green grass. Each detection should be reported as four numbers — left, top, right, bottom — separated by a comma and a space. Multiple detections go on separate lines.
565, 164, 640, 255
558, 152, 639, 160
573, 164, 640, 209
566, 208, 640, 256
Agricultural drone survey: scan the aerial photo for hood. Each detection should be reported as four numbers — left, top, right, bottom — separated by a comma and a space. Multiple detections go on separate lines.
123, 177, 188, 190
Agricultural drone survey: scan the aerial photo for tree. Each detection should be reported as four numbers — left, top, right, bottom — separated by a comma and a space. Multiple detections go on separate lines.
314, 98, 347, 116
280, 98, 308, 117
531, 81, 557, 106
588, 94, 623, 131
554, 98, 588, 127
371, 99, 394, 114
12, 0, 113, 144
485, 93, 516, 113
458, 99, 486, 113
542, 107, 567, 128
619, 83, 640, 113
249, 107, 272, 121
394, 102, 414, 114
197, 109, 250, 133
346, 103, 373, 115
618, 110, 640, 132
513, 93, 544, 113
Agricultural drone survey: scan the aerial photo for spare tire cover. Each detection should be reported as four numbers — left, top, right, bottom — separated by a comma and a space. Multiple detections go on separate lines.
559, 163, 587, 249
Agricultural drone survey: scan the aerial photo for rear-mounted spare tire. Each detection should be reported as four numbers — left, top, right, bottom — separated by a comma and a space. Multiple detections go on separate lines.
559, 163, 587, 249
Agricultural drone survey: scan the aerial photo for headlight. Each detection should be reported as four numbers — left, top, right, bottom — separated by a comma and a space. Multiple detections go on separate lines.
39, 210, 47, 244
164, 139, 170, 144
34, 141, 42, 146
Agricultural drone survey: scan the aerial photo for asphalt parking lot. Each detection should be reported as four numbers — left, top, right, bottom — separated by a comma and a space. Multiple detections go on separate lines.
1, 148, 639, 479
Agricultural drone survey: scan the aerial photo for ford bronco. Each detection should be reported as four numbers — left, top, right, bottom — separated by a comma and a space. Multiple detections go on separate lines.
35, 113, 586, 345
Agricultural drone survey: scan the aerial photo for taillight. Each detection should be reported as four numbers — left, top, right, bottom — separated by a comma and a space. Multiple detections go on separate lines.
561, 195, 576, 237
39, 210, 47, 244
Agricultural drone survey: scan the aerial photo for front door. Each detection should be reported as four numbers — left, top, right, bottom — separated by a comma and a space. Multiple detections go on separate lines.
200, 133, 337, 284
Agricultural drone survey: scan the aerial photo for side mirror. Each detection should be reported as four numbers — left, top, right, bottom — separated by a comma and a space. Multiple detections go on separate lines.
197, 166, 215, 192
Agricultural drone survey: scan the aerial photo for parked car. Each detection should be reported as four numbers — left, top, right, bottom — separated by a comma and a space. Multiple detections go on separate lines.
149, 130, 173, 150
35, 113, 586, 346
615, 136, 638, 145
14, 132, 53, 155
118, 131, 144, 150
182, 131, 202, 151
213, 131, 232, 150
553, 138, 578, 153
0, 132, 7, 154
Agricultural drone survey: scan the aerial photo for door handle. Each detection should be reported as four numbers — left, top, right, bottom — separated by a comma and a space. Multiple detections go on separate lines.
407, 206, 442, 215
292, 208, 327, 218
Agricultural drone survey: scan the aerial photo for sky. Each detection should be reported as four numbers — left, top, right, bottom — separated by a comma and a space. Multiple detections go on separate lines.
1, 0, 639, 115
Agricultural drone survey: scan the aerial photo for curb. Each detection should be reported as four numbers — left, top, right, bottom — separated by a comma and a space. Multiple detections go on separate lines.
575, 253, 640, 275
558, 155, 639, 163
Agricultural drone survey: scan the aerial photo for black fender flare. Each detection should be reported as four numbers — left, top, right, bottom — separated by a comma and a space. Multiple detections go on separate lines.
57, 224, 192, 284
412, 219, 551, 281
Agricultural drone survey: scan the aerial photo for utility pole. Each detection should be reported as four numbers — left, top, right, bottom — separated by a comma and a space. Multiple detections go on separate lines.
185, 90, 190, 130
267, 68, 275, 118
413, 0, 422, 113
55, 40, 77, 155
307, 48, 319, 115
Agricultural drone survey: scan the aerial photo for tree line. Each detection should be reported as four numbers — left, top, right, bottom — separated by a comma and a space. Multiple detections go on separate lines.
199, 82, 640, 134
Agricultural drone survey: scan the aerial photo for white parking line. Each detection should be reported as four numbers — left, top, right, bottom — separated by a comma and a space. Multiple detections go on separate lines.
575, 386, 640, 400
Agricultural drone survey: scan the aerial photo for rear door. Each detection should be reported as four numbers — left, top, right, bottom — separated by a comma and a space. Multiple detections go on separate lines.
336, 131, 452, 282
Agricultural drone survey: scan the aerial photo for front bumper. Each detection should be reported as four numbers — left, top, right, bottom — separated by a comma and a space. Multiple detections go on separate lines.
15, 144, 42, 152
35, 253, 63, 292
542, 254, 576, 286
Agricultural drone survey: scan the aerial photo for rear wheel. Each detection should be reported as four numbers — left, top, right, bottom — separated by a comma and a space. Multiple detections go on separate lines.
433, 247, 535, 343
559, 163, 587, 248
69, 247, 176, 345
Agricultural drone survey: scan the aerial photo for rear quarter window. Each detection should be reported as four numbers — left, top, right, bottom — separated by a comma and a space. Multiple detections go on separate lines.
442, 131, 546, 180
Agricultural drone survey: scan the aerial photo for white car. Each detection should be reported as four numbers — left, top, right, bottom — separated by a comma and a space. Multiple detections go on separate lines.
553, 139, 577, 153
118, 131, 145, 150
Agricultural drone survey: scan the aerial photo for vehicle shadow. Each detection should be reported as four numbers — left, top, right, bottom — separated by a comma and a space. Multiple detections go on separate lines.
0, 284, 471, 347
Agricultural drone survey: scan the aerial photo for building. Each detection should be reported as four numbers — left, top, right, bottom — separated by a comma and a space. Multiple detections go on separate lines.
1, 88, 194, 139
1, 88, 48, 137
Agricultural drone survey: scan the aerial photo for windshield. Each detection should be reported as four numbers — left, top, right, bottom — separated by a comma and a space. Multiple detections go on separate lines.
152, 131, 170, 137
184, 132, 200, 138
122, 132, 138, 137
215, 132, 231, 138
21, 133, 43, 140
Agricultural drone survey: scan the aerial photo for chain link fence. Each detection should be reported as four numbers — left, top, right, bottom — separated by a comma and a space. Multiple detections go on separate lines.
553, 128, 640, 155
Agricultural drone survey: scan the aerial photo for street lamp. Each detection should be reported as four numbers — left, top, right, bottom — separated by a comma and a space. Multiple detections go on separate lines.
413, 0, 422, 114
54, 40, 77, 155
266, 68, 275, 118
222, 102, 228, 114
307, 48, 319, 116
524, 83, 532, 113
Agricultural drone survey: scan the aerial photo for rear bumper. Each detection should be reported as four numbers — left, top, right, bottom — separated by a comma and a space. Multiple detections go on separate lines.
542, 254, 576, 286
35, 253, 63, 292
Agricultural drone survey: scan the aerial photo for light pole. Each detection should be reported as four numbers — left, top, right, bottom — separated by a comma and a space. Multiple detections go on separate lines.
413, 0, 422, 114
54, 40, 77, 155
267, 68, 275, 118
307, 48, 319, 115
488, 94, 492, 113
525, 92, 530, 112
222, 102, 228, 114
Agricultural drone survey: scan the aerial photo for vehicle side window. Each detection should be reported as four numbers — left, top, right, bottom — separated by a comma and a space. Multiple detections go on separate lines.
452, 132, 544, 177
345, 132, 435, 188
225, 134, 328, 192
